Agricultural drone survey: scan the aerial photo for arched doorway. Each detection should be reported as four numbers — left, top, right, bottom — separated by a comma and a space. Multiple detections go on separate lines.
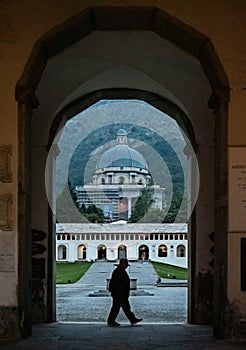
177, 245, 186, 258
77, 244, 86, 260
118, 245, 127, 260
158, 244, 168, 257
16, 6, 229, 338
97, 245, 107, 260
138, 245, 149, 261
57, 245, 67, 261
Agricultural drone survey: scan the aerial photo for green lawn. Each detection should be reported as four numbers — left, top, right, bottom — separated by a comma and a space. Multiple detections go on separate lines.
152, 262, 188, 280
56, 261, 93, 284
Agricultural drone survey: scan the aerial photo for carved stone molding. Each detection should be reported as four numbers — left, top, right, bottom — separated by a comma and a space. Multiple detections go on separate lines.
0, 194, 13, 231
0, 146, 12, 183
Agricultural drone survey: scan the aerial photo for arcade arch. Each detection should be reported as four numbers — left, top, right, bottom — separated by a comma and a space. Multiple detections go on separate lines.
118, 245, 127, 260
57, 245, 67, 260
139, 245, 149, 260
158, 244, 168, 257
97, 245, 107, 260
16, 6, 229, 339
177, 245, 186, 258
77, 244, 87, 260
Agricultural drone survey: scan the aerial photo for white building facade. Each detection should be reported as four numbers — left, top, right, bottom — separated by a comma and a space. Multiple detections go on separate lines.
56, 223, 188, 268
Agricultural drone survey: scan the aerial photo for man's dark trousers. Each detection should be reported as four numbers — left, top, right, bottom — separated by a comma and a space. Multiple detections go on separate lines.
108, 296, 136, 323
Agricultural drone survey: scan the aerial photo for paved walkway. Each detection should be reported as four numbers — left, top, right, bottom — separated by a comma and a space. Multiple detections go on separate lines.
1, 261, 245, 349
56, 261, 187, 323
76, 260, 159, 287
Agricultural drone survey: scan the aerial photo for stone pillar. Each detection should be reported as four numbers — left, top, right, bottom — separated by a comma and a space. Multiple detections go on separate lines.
127, 197, 132, 219
212, 100, 229, 339
18, 103, 32, 338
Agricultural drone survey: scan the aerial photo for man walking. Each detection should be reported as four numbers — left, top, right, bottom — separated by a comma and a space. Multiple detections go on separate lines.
107, 258, 142, 326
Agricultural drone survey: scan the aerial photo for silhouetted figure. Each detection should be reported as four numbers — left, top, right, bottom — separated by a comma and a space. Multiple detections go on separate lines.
107, 258, 142, 326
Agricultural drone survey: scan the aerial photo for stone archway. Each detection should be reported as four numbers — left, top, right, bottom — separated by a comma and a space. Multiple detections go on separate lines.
16, 6, 229, 339
118, 245, 127, 260
77, 244, 87, 260
139, 245, 149, 261
97, 245, 107, 260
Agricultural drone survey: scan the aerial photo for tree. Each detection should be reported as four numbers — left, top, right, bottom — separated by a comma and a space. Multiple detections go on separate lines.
82, 204, 104, 223
129, 187, 153, 223
56, 181, 87, 223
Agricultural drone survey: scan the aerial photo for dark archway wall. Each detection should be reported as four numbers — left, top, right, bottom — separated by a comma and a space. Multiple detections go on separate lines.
0, 1, 245, 341
17, 8, 227, 338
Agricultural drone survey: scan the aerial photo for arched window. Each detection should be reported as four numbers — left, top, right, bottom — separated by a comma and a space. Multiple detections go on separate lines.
77, 244, 87, 260
119, 176, 125, 184
58, 245, 67, 260
158, 244, 168, 257
177, 245, 186, 257
101, 178, 105, 184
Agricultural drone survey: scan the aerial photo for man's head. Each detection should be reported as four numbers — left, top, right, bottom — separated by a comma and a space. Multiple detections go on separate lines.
119, 258, 129, 269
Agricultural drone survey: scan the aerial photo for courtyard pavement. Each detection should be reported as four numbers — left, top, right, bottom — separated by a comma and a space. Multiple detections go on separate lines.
56, 260, 188, 323
1, 261, 245, 349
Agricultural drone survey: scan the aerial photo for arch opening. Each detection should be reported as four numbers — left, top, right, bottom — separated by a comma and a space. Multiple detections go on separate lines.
16, 5, 229, 339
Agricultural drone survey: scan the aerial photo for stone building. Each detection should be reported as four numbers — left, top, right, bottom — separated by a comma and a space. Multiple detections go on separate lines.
76, 129, 165, 221
0, 1, 245, 341
56, 223, 188, 268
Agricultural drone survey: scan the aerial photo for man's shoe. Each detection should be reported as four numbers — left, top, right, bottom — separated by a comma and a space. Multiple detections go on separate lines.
107, 321, 120, 327
131, 318, 143, 325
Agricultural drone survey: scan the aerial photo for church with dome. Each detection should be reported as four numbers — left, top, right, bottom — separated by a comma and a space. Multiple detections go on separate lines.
75, 129, 165, 222
56, 129, 187, 268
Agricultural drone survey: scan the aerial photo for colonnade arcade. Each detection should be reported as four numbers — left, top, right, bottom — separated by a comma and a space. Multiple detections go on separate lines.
57, 243, 186, 261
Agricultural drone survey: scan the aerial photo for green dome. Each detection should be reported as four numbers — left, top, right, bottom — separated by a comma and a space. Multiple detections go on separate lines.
97, 144, 148, 169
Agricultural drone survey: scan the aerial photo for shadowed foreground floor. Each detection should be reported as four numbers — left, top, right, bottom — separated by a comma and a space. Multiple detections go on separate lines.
1, 323, 245, 350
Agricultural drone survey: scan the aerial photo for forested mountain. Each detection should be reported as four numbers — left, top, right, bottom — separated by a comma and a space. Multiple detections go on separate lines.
55, 100, 189, 222
56, 100, 187, 193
